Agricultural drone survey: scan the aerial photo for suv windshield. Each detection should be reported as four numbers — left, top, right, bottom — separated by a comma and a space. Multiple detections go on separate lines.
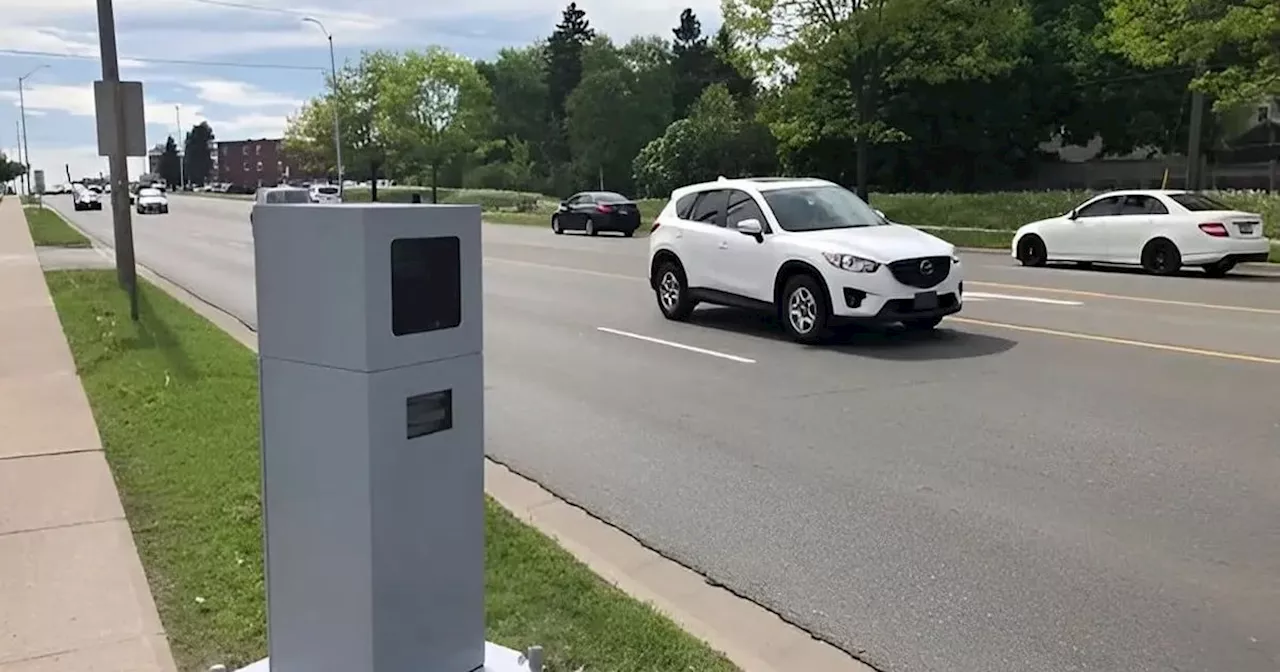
1169, 193, 1229, 211
762, 185, 885, 232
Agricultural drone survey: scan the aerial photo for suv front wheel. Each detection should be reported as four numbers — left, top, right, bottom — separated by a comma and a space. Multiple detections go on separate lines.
654, 260, 695, 320
780, 275, 830, 344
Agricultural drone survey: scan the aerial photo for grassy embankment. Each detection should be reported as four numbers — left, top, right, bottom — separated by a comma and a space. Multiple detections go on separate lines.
24, 204, 91, 247
46, 270, 739, 672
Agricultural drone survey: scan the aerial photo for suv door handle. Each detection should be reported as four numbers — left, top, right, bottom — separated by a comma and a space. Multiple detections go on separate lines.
719, 241, 729, 249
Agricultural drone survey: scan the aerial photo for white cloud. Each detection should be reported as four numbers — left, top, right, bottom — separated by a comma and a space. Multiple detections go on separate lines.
2, 142, 148, 184
0, 26, 149, 68
187, 80, 302, 109
0, 84, 96, 116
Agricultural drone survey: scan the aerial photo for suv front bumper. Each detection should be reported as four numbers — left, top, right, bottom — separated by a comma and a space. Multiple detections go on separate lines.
824, 262, 964, 323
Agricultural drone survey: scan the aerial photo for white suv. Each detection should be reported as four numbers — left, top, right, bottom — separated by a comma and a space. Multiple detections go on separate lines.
647, 177, 964, 343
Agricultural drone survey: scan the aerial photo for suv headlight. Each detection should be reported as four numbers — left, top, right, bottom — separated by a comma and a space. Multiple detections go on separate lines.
822, 252, 880, 273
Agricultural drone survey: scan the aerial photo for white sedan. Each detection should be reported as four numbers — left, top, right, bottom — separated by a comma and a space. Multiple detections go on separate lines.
135, 187, 170, 215
1012, 190, 1268, 277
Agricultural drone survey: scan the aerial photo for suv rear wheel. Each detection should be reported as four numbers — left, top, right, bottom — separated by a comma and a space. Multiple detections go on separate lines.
780, 275, 830, 344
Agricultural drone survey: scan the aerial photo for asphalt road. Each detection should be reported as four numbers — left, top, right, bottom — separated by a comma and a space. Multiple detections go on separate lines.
54, 195, 1280, 672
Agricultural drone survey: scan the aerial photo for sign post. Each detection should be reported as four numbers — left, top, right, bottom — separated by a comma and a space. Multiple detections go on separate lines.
244, 202, 538, 672
94, 0, 146, 320
32, 169, 45, 208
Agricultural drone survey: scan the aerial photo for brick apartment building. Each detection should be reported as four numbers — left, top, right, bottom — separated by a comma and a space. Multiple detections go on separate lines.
217, 138, 298, 188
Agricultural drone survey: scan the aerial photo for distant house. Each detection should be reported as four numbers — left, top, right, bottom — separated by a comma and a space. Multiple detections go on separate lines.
1215, 98, 1279, 164
215, 138, 299, 188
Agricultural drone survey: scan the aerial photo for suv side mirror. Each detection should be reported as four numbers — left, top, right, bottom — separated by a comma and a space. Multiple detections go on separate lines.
559, 200, 569, 209
874, 209, 886, 220
736, 218, 763, 235
1066, 209, 1078, 220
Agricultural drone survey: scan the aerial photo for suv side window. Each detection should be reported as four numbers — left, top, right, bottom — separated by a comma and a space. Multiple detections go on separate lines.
725, 190, 768, 232
675, 193, 699, 219
689, 190, 727, 227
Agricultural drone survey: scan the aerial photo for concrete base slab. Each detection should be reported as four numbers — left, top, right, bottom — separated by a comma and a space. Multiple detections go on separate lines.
231, 642, 536, 672
0, 452, 124, 535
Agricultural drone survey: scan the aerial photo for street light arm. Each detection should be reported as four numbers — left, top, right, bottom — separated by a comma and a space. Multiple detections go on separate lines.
302, 16, 330, 38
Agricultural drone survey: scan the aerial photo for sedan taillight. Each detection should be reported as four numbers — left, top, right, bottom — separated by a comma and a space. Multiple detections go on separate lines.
1198, 222, 1228, 237
596, 203, 613, 213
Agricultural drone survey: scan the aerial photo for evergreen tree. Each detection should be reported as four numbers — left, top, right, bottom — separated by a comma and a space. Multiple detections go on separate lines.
671, 9, 713, 118
545, 2, 595, 165
159, 136, 182, 187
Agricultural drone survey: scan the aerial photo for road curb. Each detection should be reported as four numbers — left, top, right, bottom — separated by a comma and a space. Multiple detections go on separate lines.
53, 202, 877, 672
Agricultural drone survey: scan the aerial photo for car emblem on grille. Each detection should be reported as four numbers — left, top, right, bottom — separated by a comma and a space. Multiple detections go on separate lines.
919, 259, 934, 275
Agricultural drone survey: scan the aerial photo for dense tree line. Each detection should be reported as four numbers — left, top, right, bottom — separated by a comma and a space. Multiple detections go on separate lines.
283, 0, 1278, 199
0, 153, 26, 185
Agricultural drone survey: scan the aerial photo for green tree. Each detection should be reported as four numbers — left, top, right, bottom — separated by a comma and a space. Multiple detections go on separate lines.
545, 1, 596, 178
566, 36, 675, 194
708, 25, 756, 104
1102, 0, 1280, 110
183, 122, 216, 186
671, 9, 714, 118
476, 47, 551, 163
632, 84, 776, 196
159, 136, 182, 187
724, 0, 1031, 199
866, 0, 1195, 191
283, 99, 335, 178
284, 50, 401, 199
0, 153, 25, 185
379, 47, 493, 202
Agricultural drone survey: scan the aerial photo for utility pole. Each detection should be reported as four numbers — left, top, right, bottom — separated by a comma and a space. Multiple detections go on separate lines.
175, 104, 185, 189
14, 121, 21, 192
96, 0, 139, 321
303, 17, 344, 198
18, 65, 47, 197
1185, 65, 1208, 192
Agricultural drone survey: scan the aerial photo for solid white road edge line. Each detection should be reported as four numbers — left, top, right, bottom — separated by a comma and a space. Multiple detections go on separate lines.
965, 291, 1083, 306
596, 327, 757, 364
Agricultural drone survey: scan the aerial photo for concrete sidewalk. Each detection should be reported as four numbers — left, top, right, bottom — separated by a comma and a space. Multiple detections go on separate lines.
0, 197, 175, 672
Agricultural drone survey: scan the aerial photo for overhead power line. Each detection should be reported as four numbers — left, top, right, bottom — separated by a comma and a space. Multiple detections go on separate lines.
0, 48, 325, 72
182, 0, 354, 21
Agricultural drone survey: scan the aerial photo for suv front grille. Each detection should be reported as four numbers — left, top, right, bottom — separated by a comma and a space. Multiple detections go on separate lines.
888, 256, 951, 288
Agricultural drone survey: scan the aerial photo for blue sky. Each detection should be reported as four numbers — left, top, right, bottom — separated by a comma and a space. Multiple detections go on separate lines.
2, 0, 717, 183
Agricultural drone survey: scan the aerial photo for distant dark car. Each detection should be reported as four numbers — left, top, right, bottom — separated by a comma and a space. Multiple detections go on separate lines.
551, 191, 642, 237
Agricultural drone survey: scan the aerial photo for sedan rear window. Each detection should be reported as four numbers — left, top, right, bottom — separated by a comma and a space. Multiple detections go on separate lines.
1169, 193, 1229, 211
266, 190, 312, 204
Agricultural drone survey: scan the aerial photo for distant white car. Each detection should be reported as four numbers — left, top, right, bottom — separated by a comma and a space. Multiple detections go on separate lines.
1012, 190, 1269, 277
71, 184, 102, 211
249, 186, 313, 225
135, 187, 169, 215
309, 184, 341, 204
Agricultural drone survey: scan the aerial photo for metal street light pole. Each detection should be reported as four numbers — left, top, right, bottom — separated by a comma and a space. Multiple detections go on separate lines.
17, 65, 48, 196
175, 104, 185, 189
303, 17, 344, 198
